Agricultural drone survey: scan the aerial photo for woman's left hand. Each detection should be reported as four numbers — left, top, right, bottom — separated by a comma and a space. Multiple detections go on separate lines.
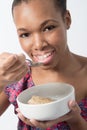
16, 100, 81, 129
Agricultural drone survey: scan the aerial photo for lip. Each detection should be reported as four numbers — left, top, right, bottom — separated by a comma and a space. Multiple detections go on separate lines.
32, 49, 55, 56
33, 50, 55, 64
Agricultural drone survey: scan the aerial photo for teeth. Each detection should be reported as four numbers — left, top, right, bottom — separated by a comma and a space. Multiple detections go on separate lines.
38, 52, 51, 60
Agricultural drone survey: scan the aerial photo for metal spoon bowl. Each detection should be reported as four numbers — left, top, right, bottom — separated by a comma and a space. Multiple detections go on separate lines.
26, 59, 43, 67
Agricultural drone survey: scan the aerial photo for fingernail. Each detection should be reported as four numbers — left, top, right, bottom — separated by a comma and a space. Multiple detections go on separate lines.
71, 101, 76, 107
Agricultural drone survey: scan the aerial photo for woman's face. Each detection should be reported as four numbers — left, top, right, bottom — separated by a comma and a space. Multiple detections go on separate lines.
13, 0, 71, 68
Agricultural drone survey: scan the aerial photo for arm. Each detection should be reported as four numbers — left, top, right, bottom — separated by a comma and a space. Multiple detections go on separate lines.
0, 52, 28, 115
68, 117, 87, 130
0, 91, 10, 116
67, 101, 87, 130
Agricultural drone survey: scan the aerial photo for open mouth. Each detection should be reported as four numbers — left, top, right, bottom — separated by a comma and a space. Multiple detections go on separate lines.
33, 50, 55, 64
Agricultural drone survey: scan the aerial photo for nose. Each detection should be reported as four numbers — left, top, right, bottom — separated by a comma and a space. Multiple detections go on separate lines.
33, 33, 47, 50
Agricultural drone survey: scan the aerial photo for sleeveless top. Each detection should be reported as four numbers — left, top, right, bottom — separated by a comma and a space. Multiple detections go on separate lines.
4, 71, 87, 130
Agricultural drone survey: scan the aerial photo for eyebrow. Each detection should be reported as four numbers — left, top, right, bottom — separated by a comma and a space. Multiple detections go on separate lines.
17, 28, 28, 32
17, 19, 58, 32
40, 19, 58, 27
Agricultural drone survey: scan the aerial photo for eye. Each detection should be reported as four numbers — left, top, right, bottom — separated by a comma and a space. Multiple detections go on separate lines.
43, 25, 56, 32
19, 33, 30, 38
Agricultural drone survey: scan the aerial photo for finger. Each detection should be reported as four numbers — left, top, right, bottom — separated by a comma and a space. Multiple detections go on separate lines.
16, 108, 20, 113
13, 65, 28, 81
0, 53, 26, 71
69, 100, 81, 113
17, 53, 26, 63
0, 54, 17, 70
17, 113, 34, 127
30, 119, 45, 128
6, 59, 28, 73
1, 53, 27, 75
0, 52, 12, 58
30, 119, 56, 129
7, 53, 27, 72
4, 64, 28, 83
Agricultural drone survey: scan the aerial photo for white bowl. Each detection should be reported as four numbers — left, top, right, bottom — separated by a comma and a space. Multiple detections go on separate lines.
17, 82, 75, 121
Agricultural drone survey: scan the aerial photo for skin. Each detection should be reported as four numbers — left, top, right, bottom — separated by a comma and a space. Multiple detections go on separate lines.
0, 0, 87, 129
0, 52, 28, 115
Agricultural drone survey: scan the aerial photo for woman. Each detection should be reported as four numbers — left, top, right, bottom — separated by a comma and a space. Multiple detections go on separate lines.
0, 0, 87, 129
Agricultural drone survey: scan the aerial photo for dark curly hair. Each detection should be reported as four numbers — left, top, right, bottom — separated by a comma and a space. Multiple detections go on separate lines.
12, 0, 67, 16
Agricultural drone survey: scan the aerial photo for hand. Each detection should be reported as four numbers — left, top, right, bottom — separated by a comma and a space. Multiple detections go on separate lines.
0, 52, 28, 88
16, 108, 35, 127
16, 100, 82, 129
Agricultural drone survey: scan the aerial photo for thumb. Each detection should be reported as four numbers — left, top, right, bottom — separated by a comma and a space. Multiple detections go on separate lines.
69, 100, 81, 113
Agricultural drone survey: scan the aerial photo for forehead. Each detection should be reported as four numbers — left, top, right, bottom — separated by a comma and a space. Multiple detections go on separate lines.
13, 0, 60, 19
13, 0, 61, 28
13, 0, 56, 11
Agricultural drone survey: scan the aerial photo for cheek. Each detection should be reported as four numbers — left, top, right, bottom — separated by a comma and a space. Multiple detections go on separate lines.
19, 39, 32, 54
47, 29, 66, 47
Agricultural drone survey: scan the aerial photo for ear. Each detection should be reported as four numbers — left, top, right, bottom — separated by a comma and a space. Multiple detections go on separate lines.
64, 10, 71, 30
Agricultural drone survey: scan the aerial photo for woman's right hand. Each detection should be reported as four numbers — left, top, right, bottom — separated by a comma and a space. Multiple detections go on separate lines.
0, 52, 29, 89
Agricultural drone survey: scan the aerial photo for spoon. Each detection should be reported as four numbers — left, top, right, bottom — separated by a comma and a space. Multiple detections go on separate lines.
26, 59, 43, 67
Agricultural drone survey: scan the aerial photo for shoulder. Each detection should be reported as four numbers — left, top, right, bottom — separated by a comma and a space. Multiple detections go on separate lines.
73, 53, 87, 68
73, 54, 87, 97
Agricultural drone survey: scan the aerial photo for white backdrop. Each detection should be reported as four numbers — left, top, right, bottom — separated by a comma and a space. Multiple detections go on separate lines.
0, 0, 87, 130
